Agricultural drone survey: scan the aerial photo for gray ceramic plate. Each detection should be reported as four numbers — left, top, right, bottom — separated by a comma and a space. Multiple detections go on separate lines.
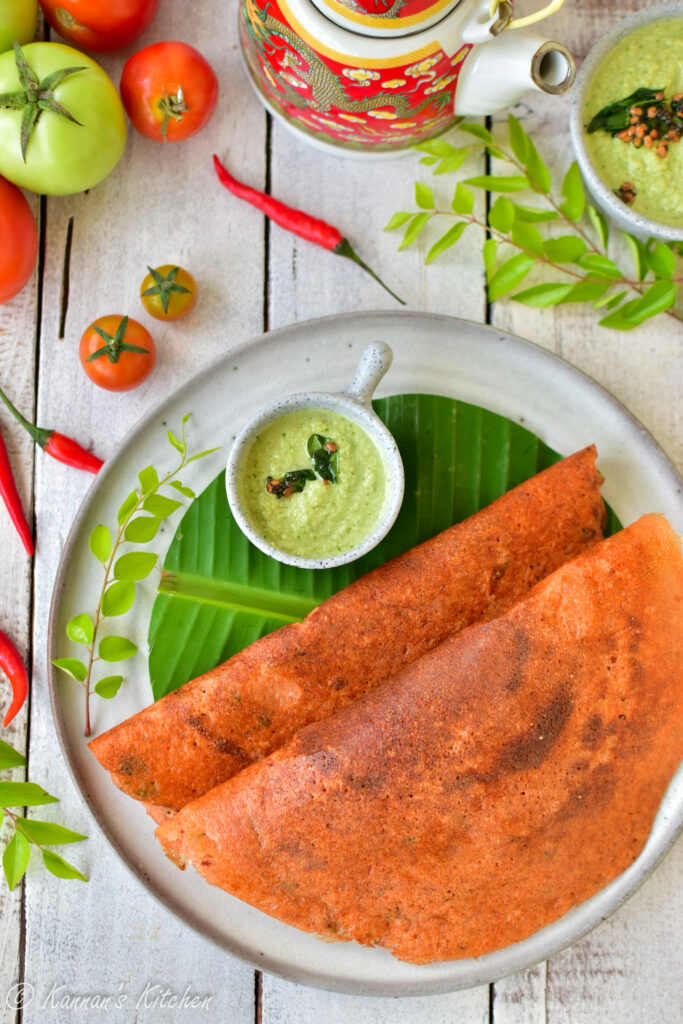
48, 312, 683, 997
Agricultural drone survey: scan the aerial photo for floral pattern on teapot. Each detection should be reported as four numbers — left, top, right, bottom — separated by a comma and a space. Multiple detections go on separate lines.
239, 0, 471, 152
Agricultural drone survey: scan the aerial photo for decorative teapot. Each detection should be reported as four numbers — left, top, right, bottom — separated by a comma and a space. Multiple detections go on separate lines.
238, 0, 575, 155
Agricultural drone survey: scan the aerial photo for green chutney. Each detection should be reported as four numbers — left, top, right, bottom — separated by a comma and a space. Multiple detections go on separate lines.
238, 408, 388, 559
584, 17, 683, 228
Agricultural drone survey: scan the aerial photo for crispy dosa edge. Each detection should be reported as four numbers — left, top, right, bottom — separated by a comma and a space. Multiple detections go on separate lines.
89, 446, 605, 811
156, 514, 683, 964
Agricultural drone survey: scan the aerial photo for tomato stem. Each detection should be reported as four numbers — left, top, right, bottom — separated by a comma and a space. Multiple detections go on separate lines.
85, 316, 150, 364
158, 87, 188, 141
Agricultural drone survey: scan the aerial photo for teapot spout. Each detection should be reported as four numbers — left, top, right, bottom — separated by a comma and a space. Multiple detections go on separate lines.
454, 32, 575, 116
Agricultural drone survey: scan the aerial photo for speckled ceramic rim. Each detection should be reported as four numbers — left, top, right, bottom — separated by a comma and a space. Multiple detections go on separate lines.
47, 312, 683, 997
225, 344, 405, 569
569, 1, 683, 243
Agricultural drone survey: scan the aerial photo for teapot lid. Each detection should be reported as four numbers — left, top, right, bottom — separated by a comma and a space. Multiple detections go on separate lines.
308, 0, 463, 37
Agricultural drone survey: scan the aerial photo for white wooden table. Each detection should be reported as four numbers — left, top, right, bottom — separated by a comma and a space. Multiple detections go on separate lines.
1, 0, 682, 1020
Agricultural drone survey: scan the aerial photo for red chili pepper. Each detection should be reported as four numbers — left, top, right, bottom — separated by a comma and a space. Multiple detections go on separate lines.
0, 385, 103, 474
0, 426, 33, 557
212, 154, 405, 306
0, 629, 29, 727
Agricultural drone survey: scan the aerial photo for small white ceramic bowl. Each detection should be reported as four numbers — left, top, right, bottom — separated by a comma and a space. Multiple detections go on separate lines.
569, 1, 683, 243
226, 342, 405, 570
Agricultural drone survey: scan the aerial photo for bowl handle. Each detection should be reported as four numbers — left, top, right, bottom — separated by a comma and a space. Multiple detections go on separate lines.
344, 343, 393, 407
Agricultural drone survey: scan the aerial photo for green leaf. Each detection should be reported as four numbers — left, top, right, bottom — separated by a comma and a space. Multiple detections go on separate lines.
645, 242, 675, 280
170, 481, 196, 499
98, 636, 137, 662
511, 221, 544, 256
488, 196, 515, 234
414, 137, 454, 157
94, 675, 124, 699
415, 182, 434, 210
512, 283, 575, 307
385, 211, 413, 231
66, 613, 93, 646
167, 430, 186, 455
0, 738, 26, 770
482, 238, 498, 284
592, 289, 620, 309
523, 137, 551, 193
586, 205, 609, 250
512, 204, 558, 223
399, 212, 431, 250
88, 525, 111, 564
620, 281, 677, 324
3, 831, 30, 889
185, 447, 221, 465
143, 494, 181, 519
451, 183, 474, 215
41, 849, 87, 882
459, 122, 492, 143
604, 290, 628, 310
419, 155, 438, 166
125, 516, 161, 544
576, 253, 623, 280
561, 280, 610, 304
507, 114, 529, 164
0, 782, 58, 807
138, 465, 159, 495
488, 253, 536, 301
52, 657, 86, 683
433, 149, 470, 175
464, 175, 530, 193
598, 298, 644, 330
100, 581, 135, 618
560, 162, 585, 221
543, 237, 587, 263
19, 819, 86, 845
113, 551, 157, 581
623, 234, 648, 282
425, 223, 468, 264
117, 489, 139, 526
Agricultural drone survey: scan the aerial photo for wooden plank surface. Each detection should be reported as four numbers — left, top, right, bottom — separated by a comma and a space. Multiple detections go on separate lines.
0, 0, 680, 1019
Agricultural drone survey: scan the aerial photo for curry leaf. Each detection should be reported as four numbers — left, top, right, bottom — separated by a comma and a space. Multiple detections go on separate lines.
125, 516, 161, 544
560, 162, 585, 221
94, 675, 124, 699
482, 238, 498, 284
507, 114, 529, 164
488, 196, 515, 234
385, 211, 413, 231
0, 739, 26, 770
100, 581, 135, 618
543, 237, 587, 263
645, 242, 676, 280
3, 832, 30, 890
459, 123, 493, 143
426, 223, 468, 263
464, 175, 529, 192
624, 234, 648, 281
41, 849, 87, 882
415, 182, 434, 210
511, 222, 544, 256
434, 149, 470, 175
512, 283, 575, 307
0, 782, 58, 807
52, 658, 87, 683
586, 205, 609, 250
137, 466, 159, 495
143, 494, 181, 519
88, 525, 111, 564
19, 819, 86, 845
451, 183, 474, 215
98, 636, 137, 662
399, 212, 431, 250
170, 481, 196, 499
113, 551, 157, 581
66, 613, 93, 646
488, 254, 536, 301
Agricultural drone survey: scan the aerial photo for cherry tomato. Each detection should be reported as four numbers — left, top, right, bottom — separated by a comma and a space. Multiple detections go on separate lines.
0, 176, 38, 304
39, 0, 160, 52
0, 0, 38, 53
140, 264, 197, 321
79, 315, 156, 391
120, 42, 219, 143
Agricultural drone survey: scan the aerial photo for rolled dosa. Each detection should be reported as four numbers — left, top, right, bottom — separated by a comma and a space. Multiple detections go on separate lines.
90, 446, 605, 811
156, 514, 683, 964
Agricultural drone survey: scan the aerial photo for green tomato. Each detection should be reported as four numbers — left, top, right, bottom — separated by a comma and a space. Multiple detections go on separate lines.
0, 42, 126, 195
0, 0, 38, 53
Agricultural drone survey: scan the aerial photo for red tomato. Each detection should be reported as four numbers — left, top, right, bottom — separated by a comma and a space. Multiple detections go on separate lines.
120, 42, 219, 143
0, 177, 38, 305
79, 315, 156, 391
39, 0, 161, 52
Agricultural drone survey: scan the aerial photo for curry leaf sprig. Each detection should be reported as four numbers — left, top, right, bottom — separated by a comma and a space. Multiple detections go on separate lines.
0, 737, 87, 889
53, 415, 219, 736
385, 116, 683, 330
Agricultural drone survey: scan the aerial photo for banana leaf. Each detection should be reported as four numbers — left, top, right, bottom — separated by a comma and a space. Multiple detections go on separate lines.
148, 394, 619, 699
